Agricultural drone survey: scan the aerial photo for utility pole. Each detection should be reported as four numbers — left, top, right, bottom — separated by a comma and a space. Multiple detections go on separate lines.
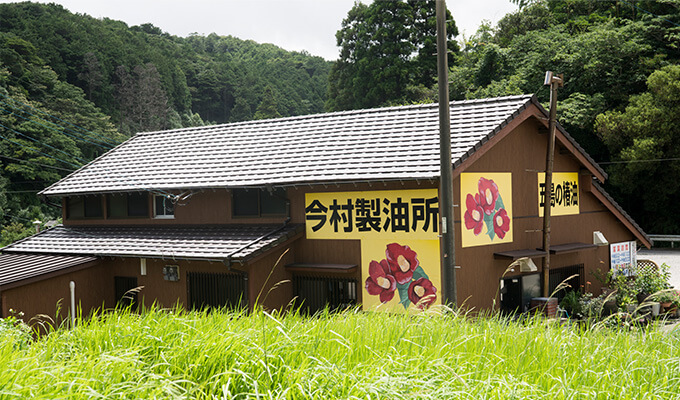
436, 0, 456, 307
541, 71, 563, 297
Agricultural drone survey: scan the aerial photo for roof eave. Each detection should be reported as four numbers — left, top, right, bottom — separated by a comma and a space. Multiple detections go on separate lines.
588, 180, 652, 249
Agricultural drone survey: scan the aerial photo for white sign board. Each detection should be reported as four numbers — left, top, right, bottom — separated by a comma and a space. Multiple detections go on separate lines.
610, 241, 637, 276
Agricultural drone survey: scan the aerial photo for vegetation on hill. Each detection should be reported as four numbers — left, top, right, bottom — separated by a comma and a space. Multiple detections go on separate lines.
327, 0, 459, 111
450, 0, 680, 233
0, 2, 330, 240
1, 0, 680, 237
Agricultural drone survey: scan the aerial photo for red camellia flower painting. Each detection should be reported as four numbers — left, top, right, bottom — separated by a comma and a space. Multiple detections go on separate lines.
464, 193, 485, 235
365, 243, 437, 311
408, 278, 437, 310
462, 174, 512, 245
478, 177, 500, 215
365, 259, 397, 303
385, 243, 419, 285
493, 208, 511, 239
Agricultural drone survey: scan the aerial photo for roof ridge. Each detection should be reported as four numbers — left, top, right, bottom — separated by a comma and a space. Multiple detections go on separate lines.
136, 94, 535, 138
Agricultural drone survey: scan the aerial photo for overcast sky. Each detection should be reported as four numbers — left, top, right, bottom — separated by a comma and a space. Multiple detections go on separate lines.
0, 0, 518, 60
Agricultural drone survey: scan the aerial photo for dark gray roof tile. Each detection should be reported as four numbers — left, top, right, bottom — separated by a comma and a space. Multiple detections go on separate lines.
2, 224, 302, 262
0, 253, 97, 287
41, 95, 538, 195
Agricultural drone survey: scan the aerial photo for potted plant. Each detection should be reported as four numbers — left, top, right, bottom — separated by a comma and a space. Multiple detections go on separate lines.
670, 290, 680, 317
559, 290, 582, 319
655, 291, 675, 313
634, 263, 672, 304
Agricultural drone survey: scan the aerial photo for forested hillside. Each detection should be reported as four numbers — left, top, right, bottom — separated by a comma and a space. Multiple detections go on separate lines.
1, 0, 679, 243
0, 2, 330, 243
326, 0, 680, 234
449, 0, 680, 234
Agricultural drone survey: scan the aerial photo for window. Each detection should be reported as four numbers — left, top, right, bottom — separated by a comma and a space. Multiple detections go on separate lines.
154, 195, 175, 218
232, 188, 287, 217
66, 196, 103, 219
107, 193, 149, 218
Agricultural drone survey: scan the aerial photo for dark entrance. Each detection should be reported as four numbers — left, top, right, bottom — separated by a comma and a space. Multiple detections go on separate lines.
114, 276, 139, 309
500, 263, 585, 313
187, 272, 247, 311
292, 275, 358, 314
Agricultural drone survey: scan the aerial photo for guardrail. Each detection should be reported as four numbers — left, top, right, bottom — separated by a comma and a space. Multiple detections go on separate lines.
648, 234, 680, 248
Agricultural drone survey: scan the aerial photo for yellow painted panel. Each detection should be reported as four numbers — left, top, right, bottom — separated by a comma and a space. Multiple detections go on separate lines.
460, 173, 513, 248
537, 172, 579, 216
305, 189, 439, 240
361, 238, 441, 312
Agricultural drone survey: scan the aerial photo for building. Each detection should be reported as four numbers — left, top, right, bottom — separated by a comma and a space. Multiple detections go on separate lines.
0, 95, 650, 323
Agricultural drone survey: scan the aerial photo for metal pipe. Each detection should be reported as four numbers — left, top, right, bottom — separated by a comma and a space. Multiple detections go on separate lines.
69, 280, 76, 328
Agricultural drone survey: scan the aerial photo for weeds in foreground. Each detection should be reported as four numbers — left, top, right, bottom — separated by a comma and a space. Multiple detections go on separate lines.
0, 306, 678, 399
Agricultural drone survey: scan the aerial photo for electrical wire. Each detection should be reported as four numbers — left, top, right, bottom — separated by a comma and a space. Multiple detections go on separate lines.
0, 130, 82, 170
0, 155, 75, 172
0, 91, 120, 147
618, 0, 680, 28
598, 157, 680, 165
0, 104, 115, 151
0, 122, 176, 199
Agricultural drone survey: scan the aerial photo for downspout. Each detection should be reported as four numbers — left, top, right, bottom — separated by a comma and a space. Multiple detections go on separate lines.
223, 214, 292, 310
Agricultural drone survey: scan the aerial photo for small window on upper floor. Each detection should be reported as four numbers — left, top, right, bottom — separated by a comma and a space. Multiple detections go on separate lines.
107, 193, 149, 218
67, 195, 103, 219
154, 195, 175, 219
233, 188, 287, 217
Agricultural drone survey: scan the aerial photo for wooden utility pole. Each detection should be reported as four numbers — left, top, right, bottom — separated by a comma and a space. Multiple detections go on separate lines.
436, 0, 456, 307
541, 71, 563, 297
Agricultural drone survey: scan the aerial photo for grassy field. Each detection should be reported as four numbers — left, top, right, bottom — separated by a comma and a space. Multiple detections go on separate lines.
0, 307, 679, 399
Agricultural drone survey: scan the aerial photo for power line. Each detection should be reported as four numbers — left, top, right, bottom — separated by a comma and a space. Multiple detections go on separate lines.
0, 105, 115, 151
0, 121, 88, 166
0, 91, 120, 147
618, 0, 680, 28
0, 127, 176, 199
0, 155, 75, 172
0, 130, 83, 170
598, 157, 680, 165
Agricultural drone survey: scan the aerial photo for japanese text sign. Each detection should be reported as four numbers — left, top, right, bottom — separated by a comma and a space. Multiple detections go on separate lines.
305, 189, 439, 240
538, 172, 579, 216
610, 241, 637, 276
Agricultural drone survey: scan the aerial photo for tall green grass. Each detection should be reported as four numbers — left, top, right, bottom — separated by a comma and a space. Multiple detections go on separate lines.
0, 307, 679, 399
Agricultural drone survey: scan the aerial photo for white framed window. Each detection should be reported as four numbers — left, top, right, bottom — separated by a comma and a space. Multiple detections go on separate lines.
153, 195, 175, 219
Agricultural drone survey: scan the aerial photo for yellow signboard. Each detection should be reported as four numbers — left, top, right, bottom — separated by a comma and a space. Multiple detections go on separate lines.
305, 189, 441, 312
305, 189, 439, 240
460, 173, 513, 248
537, 172, 579, 216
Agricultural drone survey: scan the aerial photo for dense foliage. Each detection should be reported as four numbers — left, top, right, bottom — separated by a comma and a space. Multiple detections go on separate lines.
1, 307, 679, 398
449, 0, 680, 233
0, 2, 331, 242
0, 2, 330, 130
326, 0, 459, 111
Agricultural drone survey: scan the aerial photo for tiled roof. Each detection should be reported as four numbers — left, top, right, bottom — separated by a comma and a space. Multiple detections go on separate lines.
0, 253, 97, 288
1, 224, 303, 262
41, 95, 539, 196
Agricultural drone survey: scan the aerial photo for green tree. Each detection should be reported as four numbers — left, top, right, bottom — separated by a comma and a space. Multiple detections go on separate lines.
596, 65, 680, 233
327, 0, 459, 111
253, 86, 282, 120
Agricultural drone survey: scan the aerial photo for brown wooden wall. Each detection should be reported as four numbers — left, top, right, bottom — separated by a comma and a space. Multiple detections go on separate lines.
45, 113, 643, 314
1, 262, 112, 328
